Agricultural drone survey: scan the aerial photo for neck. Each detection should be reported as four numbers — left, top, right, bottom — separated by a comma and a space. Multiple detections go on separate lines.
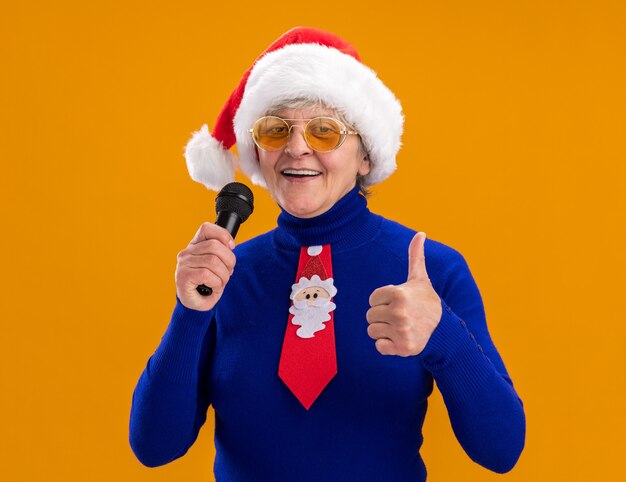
274, 186, 381, 251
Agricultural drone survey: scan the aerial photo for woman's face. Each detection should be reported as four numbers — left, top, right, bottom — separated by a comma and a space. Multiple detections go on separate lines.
258, 107, 371, 218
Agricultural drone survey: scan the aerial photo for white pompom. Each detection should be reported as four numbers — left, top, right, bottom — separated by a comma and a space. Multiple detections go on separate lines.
184, 124, 236, 191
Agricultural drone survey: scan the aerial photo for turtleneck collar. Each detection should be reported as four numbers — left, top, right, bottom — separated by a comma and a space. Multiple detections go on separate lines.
273, 185, 381, 252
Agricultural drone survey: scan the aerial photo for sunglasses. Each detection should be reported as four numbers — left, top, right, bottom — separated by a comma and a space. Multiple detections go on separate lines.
249, 116, 359, 153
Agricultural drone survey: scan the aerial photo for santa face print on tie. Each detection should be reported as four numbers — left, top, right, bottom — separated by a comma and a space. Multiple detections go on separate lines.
289, 274, 337, 339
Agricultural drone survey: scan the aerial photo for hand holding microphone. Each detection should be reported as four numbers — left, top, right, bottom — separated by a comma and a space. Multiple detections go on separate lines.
175, 182, 254, 311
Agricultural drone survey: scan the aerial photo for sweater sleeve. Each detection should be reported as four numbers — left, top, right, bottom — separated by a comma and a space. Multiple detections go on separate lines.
129, 296, 216, 467
418, 249, 526, 473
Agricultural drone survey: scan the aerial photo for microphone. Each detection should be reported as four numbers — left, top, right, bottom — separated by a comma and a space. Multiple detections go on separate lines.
196, 182, 254, 296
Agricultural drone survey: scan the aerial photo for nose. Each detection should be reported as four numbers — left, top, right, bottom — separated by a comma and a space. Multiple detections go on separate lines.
285, 125, 312, 158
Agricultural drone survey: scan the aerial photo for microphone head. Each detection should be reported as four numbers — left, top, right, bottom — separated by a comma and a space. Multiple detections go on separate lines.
215, 182, 254, 222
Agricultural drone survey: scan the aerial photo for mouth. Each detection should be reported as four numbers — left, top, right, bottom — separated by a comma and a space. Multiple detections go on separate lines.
281, 169, 322, 178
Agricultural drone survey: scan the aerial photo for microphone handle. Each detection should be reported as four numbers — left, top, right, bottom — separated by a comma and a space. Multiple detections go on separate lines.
196, 212, 242, 297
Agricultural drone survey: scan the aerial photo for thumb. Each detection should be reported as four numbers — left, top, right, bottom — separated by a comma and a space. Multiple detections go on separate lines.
407, 232, 429, 282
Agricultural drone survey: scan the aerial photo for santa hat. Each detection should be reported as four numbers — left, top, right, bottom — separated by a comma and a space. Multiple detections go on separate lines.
185, 26, 404, 191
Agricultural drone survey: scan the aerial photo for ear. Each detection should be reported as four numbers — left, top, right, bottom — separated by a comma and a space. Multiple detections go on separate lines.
358, 156, 371, 177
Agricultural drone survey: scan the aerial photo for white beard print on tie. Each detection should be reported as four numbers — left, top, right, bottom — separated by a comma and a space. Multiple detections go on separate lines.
289, 298, 336, 338
289, 297, 337, 338
289, 271, 338, 339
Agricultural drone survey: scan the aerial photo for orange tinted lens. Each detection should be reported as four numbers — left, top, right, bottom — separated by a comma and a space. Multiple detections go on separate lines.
305, 117, 343, 152
253, 116, 289, 151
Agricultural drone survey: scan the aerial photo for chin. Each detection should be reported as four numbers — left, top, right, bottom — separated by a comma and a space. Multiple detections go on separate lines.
275, 190, 317, 216
286, 205, 320, 218
282, 199, 325, 218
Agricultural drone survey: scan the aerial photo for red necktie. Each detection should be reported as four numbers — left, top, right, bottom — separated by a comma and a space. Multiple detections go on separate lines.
278, 244, 337, 409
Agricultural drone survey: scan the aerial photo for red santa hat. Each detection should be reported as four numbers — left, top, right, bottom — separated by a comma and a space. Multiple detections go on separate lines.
185, 26, 404, 191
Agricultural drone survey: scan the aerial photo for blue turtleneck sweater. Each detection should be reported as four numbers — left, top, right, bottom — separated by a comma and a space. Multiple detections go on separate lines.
129, 186, 525, 481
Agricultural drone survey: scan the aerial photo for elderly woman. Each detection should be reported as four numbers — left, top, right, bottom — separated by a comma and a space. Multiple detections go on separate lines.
129, 27, 525, 481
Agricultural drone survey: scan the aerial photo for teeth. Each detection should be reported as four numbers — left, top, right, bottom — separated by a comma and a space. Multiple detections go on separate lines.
282, 169, 321, 176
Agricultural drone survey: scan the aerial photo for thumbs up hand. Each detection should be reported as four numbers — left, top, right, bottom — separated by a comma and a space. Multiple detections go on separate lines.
366, 232, 443, 356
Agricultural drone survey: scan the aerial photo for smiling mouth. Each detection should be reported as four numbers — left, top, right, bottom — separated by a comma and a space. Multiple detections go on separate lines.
281, 169, 322, 178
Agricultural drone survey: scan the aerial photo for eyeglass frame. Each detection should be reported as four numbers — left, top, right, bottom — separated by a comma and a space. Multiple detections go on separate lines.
248, 116, 359, 153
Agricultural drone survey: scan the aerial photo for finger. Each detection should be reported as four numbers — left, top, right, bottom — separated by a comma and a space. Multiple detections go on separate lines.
365, 305, 392, 324
184, 266, 227, 294
368, 285, 395, 307
187, 239, 237, 273
367, 322, 393, 340
407, 232, 429, 282
375, 338, 396, 356
190, 222, 235, 248
185, 254, 232, 288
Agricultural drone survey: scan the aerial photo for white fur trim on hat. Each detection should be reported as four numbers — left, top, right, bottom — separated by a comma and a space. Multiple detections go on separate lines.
184, 124, 236, 191
233, 43, 404, 187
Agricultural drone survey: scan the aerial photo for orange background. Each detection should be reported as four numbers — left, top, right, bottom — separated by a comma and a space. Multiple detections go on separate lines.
1, 1, 625, 481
